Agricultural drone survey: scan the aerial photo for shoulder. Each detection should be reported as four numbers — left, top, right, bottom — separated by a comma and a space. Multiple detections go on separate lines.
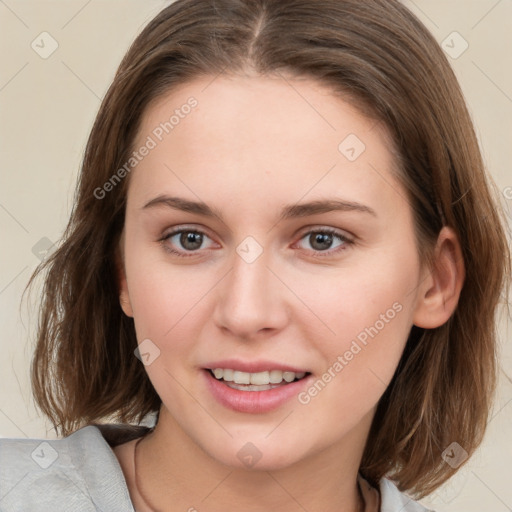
378, 477, 435, 512
0, 424, 140, 512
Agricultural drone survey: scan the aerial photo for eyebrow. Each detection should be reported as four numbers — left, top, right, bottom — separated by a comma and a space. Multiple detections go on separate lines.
142, 195, 377, 222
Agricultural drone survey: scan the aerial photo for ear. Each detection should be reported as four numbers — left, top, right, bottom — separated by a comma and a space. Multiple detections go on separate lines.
116, 230, 134, 318
413, 226, 465, 329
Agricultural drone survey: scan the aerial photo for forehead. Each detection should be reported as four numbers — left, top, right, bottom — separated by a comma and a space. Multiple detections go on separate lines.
128, 74, 406, 220
135, 73, 384, 155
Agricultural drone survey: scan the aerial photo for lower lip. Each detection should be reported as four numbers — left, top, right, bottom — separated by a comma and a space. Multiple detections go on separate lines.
203, 369, 311, 414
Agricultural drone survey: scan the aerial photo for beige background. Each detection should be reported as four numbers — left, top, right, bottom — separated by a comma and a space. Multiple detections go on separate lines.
0, 1, 511, 510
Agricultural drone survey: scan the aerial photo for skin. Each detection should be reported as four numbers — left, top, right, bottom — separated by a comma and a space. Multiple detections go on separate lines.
114, 74, 465, 512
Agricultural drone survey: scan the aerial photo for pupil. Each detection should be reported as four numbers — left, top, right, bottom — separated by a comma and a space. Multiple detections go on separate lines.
181, 231, 202, 250
311, 232, 332, 251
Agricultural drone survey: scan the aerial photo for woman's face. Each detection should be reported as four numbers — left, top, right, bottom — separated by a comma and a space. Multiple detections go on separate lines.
119, 74, 428, 470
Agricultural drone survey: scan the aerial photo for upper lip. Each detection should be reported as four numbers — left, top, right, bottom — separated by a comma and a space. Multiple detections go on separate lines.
204, 359, 309, 374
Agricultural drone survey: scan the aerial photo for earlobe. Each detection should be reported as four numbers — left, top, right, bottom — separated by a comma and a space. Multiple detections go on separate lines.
413, 226, 465, 329
119, 284, 134, 318
116, 236, 134, 318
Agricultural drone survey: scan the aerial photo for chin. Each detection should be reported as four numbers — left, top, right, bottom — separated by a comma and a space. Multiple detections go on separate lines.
200, 435, 311, 472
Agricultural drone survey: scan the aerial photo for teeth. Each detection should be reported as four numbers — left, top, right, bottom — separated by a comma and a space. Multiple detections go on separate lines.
250, 371, 269, 385
233, 371, 250, 384
283, 371, 295, 383
210, 368, 307, 385
222, 369, 234, 382
269, 370, 283, 384
212, 368, 224, 379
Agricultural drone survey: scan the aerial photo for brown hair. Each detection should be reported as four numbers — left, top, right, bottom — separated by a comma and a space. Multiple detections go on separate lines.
25, 0, 510, 499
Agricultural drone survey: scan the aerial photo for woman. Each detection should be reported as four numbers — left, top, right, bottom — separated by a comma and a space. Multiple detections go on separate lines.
1, 0, 509, 510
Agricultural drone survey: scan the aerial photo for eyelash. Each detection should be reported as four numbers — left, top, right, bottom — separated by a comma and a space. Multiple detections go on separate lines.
159, 227, 353, 259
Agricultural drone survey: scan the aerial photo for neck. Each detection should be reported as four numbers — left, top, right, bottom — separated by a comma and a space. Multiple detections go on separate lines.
132, 406, 373, 512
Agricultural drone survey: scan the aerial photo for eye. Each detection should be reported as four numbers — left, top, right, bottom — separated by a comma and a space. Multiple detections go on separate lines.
159, 226, 353, 259
295, 228, 352, 256
160, 228, 216, 257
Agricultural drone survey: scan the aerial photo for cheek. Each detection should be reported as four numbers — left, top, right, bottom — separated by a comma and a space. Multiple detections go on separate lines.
293, 248, 417, 342
124, 251, 211, 405
294, 251, 418, 417
124, 244, 221, 376
124, 235, 202, 329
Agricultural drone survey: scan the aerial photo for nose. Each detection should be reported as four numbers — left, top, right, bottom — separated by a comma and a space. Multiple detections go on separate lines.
212, 245, 289, 340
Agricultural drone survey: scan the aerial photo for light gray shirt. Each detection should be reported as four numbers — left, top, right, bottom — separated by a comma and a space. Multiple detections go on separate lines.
0, 425, 433, 511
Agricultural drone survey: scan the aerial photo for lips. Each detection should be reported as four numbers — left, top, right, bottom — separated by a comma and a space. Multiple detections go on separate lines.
202, 360, 312, 413
204, 359, 309, 374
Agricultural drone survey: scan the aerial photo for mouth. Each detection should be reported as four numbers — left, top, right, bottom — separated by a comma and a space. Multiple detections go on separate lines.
202, 366, 313, 414
206, 368, 311, 391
